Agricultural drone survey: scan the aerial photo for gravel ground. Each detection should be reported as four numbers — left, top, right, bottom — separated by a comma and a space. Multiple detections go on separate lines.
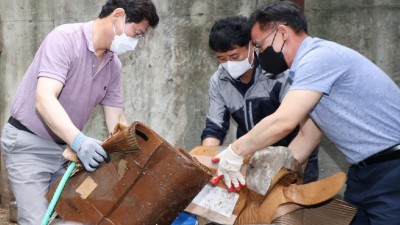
0, 204, 16, 225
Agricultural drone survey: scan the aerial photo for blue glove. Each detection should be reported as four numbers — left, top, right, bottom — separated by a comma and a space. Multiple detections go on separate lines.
70, 132, 109, 172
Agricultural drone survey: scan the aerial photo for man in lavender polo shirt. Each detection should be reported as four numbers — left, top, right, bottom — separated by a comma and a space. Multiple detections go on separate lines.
0, 0, 159, 224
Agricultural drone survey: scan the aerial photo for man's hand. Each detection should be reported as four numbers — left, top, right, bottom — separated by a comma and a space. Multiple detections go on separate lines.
70, 132, 109, 172
211, 145, 245, 192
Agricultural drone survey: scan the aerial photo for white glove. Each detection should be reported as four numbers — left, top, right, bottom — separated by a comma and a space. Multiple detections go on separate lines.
211, 144, 245, 191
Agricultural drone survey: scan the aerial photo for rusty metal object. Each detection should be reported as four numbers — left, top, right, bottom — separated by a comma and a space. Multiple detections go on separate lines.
101, 123, 140, 154
62, 123, 141, 166
46, 121, 213, 225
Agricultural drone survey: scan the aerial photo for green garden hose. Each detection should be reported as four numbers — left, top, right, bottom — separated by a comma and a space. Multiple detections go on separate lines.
41, 162, 76, 225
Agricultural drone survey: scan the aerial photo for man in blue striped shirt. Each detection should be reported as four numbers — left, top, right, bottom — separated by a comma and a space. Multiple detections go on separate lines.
213, 2, 400, 224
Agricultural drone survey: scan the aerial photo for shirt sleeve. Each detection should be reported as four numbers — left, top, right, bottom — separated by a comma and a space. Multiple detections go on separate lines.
201, 74, 230, 143
37, 29, 73, 84
290, 46, 347, 95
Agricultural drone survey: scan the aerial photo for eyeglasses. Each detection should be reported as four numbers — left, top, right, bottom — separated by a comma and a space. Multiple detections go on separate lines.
130, 24, 145, 40
253, 28, 276, 53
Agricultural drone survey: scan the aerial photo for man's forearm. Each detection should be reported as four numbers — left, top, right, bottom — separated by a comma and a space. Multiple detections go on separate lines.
231, 90, 323, 157
233, 113, 295, 156
36, 95, 80, 144
36, 77, 80, 144
288, 117, 321, 164
103, 105, 127, 133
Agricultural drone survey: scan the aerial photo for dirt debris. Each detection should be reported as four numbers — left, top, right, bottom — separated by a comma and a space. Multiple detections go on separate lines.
0, 203, 213, 225
0, 204, 16, 225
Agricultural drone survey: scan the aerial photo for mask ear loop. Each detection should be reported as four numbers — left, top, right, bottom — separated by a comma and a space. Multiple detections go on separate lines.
279, 30, 286, 52
114, 16, 126, 36
112, 21, 116, 35
271, 30, 278, 45
271, 30, 286, 53
121, 16, 126, 35
248, 42, 255, 69
280, 40, 286, 52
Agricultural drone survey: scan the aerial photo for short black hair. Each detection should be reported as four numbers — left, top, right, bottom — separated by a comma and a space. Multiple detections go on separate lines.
209, 16, 251, 53
99, 0, 159, 28
249, 0, 307, 34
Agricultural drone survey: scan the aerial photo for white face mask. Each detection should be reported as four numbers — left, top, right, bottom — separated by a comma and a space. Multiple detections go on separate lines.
110, 18, 139, 55
221, 43, 254, 79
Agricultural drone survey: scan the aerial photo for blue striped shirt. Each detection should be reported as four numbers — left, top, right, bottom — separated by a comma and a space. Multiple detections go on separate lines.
289, 37, 400, 163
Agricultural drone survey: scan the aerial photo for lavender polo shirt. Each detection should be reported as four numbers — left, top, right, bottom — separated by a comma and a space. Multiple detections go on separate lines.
11, 21, 123, 142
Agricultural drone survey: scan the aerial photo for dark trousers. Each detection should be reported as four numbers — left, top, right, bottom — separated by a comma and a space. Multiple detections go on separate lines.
303, 148, 319, 183
345, 158, 400, 225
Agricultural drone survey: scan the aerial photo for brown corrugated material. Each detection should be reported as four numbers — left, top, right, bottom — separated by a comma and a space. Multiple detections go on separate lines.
187, 146, 356, 225
236, 172, 351, 224
272, 199, 356, 225
46, 121, 213, 225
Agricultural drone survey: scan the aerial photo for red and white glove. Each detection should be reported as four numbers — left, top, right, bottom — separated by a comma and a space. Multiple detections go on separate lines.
211, 144, 245, 192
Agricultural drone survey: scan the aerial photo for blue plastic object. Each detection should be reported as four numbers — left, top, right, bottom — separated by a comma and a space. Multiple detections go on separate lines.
171, 212, 198, 225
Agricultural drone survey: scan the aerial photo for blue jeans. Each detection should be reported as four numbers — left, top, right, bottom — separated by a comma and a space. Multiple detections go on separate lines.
345, 158, 400, 225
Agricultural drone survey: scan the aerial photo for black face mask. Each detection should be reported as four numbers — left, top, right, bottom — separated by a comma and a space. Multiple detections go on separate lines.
258, 31, 288, 76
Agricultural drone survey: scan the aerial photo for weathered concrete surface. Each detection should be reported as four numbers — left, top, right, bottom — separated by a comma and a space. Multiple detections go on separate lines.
0, 0, 399, 203
306, 0, 400, 84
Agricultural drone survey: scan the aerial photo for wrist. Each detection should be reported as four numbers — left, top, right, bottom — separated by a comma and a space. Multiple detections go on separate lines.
71, 132, 86, 152
229, 144, 243, 159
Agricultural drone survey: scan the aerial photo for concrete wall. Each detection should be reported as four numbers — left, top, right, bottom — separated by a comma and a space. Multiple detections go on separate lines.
0, 0, 399, 202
